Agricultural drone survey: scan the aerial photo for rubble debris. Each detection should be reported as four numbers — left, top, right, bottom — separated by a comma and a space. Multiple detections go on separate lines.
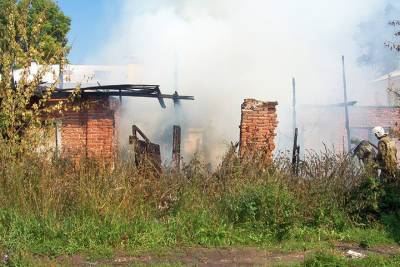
129, 125, 161, 169
346, 250, 366, 259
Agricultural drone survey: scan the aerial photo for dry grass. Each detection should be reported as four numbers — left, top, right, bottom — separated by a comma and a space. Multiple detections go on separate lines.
0, 140, 399, 262
0, 141, 371, 221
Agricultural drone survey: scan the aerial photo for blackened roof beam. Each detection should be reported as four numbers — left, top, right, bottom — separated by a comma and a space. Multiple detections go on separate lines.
39, 84, 194, 108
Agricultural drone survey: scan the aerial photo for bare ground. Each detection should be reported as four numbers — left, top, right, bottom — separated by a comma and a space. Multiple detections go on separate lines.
57, 248, 305, 266
47, 243, 400, 266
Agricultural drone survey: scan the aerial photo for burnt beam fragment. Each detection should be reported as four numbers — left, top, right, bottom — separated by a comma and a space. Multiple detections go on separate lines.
129, 125, 161, 171
172, 125, 181, 169
40, 83, 194, 109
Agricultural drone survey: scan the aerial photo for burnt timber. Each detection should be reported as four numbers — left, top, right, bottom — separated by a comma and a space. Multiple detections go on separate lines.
129, 125, 161, 169
172, 125, 181, 169
39, 84, 194, 108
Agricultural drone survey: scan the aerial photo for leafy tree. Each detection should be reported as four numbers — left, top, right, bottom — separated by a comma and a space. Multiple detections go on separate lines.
355, 3, 400, 74
0, 0, 71, 64
0, 0, 74, 154
386, 20, 400, 52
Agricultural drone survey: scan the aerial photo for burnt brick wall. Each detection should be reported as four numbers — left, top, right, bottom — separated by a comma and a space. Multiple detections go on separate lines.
239, 99, 278, 158
61, 96, 118, 161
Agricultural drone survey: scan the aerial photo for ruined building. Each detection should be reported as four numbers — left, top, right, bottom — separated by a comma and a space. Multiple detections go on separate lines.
49, 96, 119, 160
14, 64, 194, 162
239, 99, 278, 160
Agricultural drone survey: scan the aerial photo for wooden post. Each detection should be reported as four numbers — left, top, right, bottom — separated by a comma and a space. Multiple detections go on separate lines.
292, 127, 299, 175
342, 56, 351, 153
172, 125, 181, 169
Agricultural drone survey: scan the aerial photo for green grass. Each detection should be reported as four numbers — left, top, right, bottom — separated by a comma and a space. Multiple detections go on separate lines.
0, 208, 398, 266
301, 250, 400, 267
340, 227, 397, 247
0, 143, 399, 265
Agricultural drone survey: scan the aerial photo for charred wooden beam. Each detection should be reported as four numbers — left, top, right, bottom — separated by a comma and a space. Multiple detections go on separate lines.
292, 127, 300, 175
172, 125, 181, 169
129, 125, 161, 171
130, 125, 150, 144
38, 83, 194, 109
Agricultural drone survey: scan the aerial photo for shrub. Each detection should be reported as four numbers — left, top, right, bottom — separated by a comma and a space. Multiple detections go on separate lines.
303, 251, 346, 267
0, 142, 399, 257
221, 183, 298, 240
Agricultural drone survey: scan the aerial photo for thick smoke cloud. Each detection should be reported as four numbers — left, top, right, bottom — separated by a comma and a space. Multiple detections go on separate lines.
356, 0, 400, 74
85, 0, 397, 164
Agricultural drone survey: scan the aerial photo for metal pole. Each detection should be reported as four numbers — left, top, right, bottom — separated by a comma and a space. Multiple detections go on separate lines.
292, 77, 297, 136
342, 55, 351, 152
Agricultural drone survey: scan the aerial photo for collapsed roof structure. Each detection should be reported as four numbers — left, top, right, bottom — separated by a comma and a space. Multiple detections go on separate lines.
40, 83, 194, 108
17, 63, 195, 162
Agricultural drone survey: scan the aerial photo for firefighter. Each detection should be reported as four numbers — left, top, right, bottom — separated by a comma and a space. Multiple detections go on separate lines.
372, 126, 398, 179
353, 140, 377, 166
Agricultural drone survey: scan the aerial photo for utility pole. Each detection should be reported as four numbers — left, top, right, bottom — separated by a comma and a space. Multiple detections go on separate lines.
342, 55, 351, 152
173, 52, 182, 125
292, 77, 297, 136
174, 52, 179, 93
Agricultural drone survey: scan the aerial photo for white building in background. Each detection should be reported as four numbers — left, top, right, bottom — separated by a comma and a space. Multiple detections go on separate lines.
373, 70, 400, 106
61, 64, 144, 85
294, 70, 400, 155
12, 62, 145, 86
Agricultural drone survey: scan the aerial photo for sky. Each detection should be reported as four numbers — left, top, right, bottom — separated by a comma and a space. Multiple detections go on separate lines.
57, 0, 122, 64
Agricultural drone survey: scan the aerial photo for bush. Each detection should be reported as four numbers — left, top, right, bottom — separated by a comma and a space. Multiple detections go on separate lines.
303, 251, 346, 267
221, 184, 298, 240
0, 142, 399, 258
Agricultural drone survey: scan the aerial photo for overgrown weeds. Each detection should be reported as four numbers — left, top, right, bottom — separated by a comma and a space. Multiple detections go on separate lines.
0, 140, 399, 260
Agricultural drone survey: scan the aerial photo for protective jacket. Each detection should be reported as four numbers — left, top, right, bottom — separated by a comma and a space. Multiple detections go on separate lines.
376, 135, 398, 176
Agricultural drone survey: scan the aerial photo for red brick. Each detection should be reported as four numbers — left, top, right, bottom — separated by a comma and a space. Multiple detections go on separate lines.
50, 96, 120, 163
239, 99, 278, 162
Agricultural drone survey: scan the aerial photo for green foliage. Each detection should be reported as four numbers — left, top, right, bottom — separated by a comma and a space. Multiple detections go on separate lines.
381, 212, 400, 243
310, 206, 349, 232
221, 184, 297, 240
341, 227, 395, 247
303, 250, 400, 267
348, 176, 385, 222
347, 175, 400, 244
0, 0, 70, 63
0, 143, 399, 262
0, 0, 72, 151
303, 251, 346, 267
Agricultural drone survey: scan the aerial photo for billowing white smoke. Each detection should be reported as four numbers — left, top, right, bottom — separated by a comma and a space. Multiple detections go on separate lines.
84, 0, 397, 164
356, 0, 400, 74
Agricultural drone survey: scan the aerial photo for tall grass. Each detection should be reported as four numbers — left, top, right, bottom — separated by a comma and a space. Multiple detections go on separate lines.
0, 141, 399, 261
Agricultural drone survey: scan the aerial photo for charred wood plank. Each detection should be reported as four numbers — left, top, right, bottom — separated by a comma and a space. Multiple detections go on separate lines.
172, 125, 181, 169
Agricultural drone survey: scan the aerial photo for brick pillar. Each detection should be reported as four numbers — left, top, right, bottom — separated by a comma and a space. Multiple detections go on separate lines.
239, 99, 278, 159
